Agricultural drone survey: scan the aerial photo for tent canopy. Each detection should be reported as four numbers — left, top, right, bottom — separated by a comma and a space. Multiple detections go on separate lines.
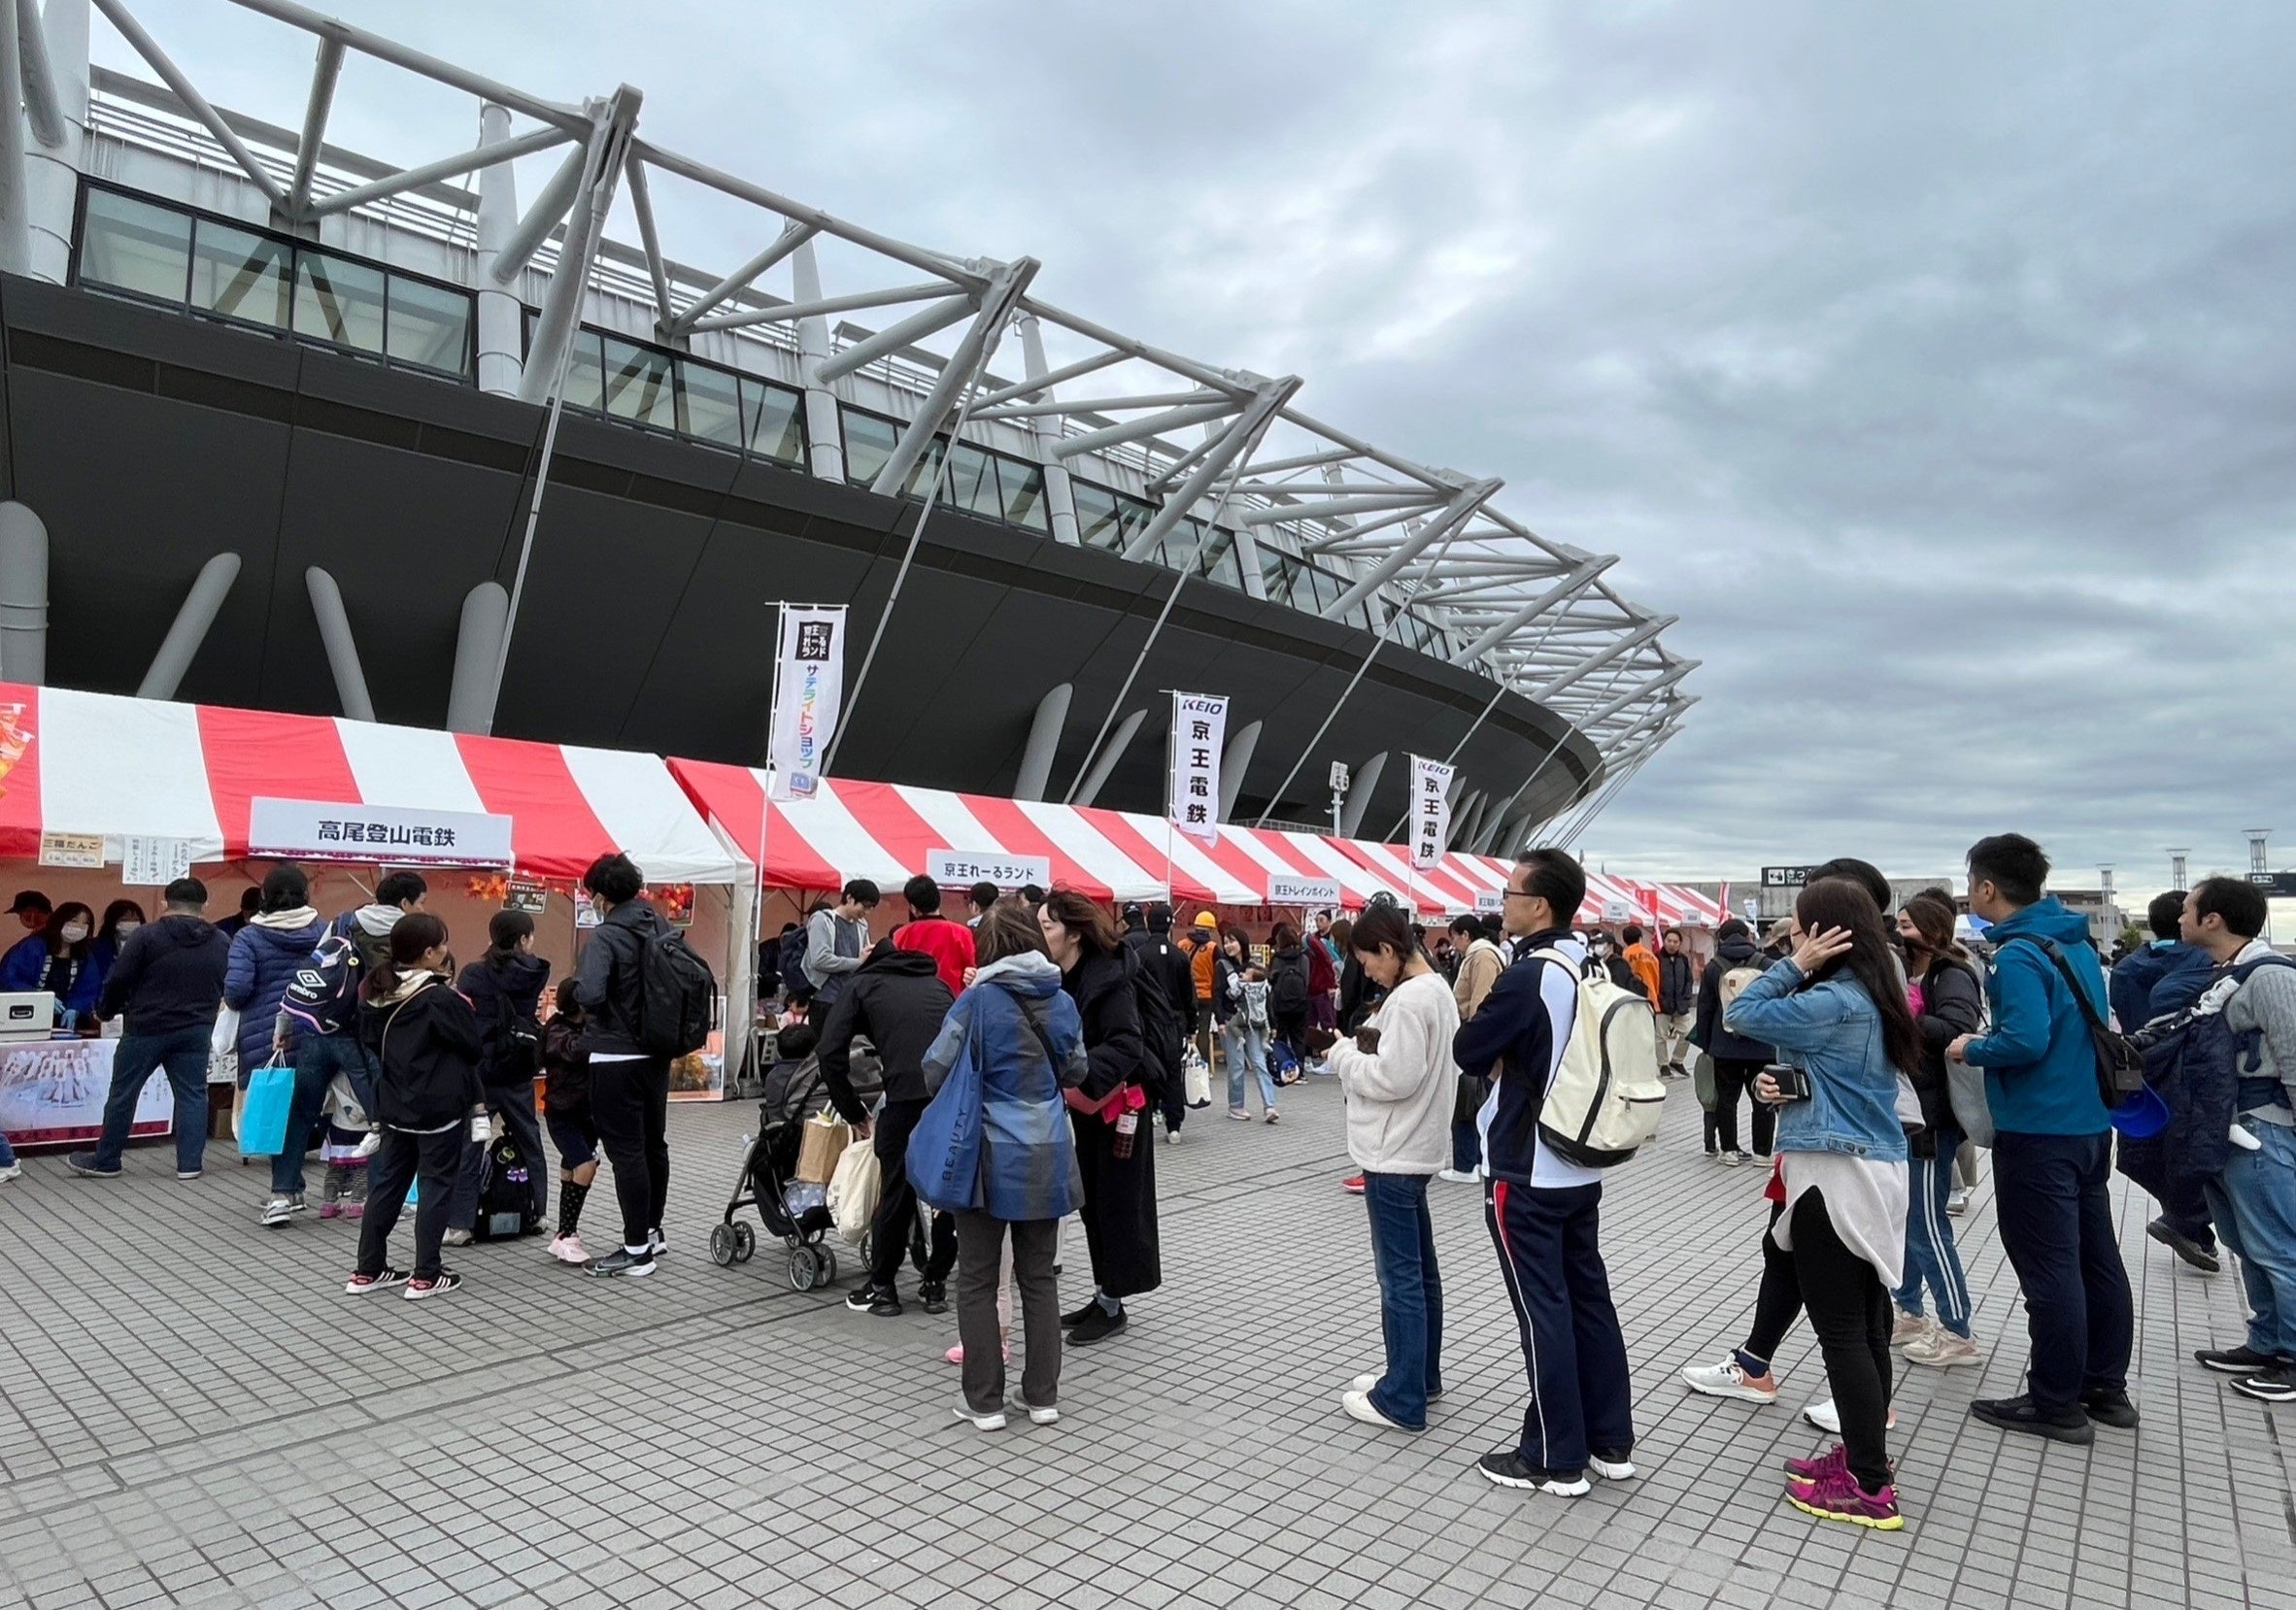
0, 684, 743, 885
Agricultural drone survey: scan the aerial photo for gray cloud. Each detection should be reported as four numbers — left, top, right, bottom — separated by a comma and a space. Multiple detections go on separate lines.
110, 0, 2296, 890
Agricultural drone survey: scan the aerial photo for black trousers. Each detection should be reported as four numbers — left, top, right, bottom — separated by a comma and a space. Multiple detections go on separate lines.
1993, 1130, 2134, 1410
356, 1126, 462, 1280
1741, 1198, 1803, 1366
1705, 1058, 1775, 1154
1788, 1191, 1893, 1493
589, 1056, 670, 1252
1485, 1177, 1634, 1472
869, 1097, 958, 1289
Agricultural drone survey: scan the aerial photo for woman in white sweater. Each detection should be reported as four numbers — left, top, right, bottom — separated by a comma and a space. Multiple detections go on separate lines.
1323, 904, 1462, 1432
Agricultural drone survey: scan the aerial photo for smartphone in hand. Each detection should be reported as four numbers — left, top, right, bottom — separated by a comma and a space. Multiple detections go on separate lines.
1762, 1063, 1811, 1102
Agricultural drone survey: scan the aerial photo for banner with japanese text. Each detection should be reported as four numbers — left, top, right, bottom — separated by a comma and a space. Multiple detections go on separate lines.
1408, 754, 1455, 870
767, 606, 846, 803
1167, 691, 1229, 847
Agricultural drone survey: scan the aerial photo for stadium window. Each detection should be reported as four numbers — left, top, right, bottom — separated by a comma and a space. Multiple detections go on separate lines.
996, 455, 1050, 532
742, 379, 808, 467
385, 274, 472, 375
292, 250, 386, 355
78, 187, 192, 303
840, 408, 898, 485
1198, 525, 1245, 590
678, 359, 743, 446
189, 219, 288, 330
946, 441, 1001, 520
600, 335, 677, 431
1073, 482, 1124, 551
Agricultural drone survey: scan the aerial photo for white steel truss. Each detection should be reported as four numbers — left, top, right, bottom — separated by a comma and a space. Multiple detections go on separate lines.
18, 0, 1689, 829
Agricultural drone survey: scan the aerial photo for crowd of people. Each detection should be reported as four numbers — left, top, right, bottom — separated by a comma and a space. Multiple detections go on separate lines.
5, 826, 2290, 1531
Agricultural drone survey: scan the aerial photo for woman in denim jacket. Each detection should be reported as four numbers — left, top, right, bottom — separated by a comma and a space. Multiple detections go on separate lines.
1721, 878, 1921, 1532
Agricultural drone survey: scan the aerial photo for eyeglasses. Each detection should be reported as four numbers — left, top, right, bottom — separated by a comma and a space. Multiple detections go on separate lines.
1503, 888, 1536, 901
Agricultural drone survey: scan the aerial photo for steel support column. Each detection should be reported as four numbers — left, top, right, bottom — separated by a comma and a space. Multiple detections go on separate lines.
0, 500, 48, 683
1017, 312, 1079, 545
472, 101, 524, 396
22, 0, 83, 285
139, 553, 241, 701
868, 257, 1037, 497
1015, 682, 1072, 801
790, 238, 845, 481
1218, 721, 1262, 823
1337, 751, 1387, 838
1072, 708, 1144, 809
302, 564, 371, 719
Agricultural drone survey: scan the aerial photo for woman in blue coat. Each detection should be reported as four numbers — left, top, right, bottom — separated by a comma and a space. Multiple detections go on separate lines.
222, 867, 325, 1089
0, 900, 101, 1021
916, 901, 1087, 1433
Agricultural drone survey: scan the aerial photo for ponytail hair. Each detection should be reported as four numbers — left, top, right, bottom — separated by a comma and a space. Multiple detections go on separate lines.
363, 912, 449, 1003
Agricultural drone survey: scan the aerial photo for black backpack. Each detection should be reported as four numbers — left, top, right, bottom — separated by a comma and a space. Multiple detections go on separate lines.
2021, 936, 2144, 1111
1268, 951, 1311, 1017
1126, 945, 1185, 1098
473, 1130, 541, 1241
636, 926, 718, 1057
777, 926, 809, 997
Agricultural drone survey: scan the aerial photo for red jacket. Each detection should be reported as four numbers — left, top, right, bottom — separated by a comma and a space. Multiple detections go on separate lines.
893, 915, 976, 998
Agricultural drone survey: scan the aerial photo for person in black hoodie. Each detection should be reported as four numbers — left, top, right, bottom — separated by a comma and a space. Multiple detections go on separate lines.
448, 910, 553, 1243
1121, 902, 1197, 1144
70, 878, 229, 1180
820, 937, 959, 1316
1040, 889, 1156, 1345
345, 914, 485, 1300
574, 853, 676, 1280
1691, 919, 1778, 1162
1657, 930, 1698, 1078
1266, 922, 1313, 1083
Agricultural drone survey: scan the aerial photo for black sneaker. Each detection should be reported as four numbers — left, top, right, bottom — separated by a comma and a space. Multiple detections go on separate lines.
65, 1153, 120, 1178
405, 1271, 462, 1301
918, 1280, 950, 1316
2147, 1218, 2221, 1274
1970, 1393, 2094, 1445
1475, 1451, 1589, 1495
2196, 1344, 2275, 1375
2230, 1364, 2296, 1404
343, 1266, 409, 1295
2080, 1387, 2141, 1429
1068, 1306, 1128, 1346
585, 1248, 657, 1279
1061, 1299, 1099, 1329
844, 1284, 901, 1317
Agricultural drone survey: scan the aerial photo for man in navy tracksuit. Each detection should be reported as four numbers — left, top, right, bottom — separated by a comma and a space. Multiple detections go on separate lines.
1453, 848, 1635, 1496
2108, 890, 2221, 1271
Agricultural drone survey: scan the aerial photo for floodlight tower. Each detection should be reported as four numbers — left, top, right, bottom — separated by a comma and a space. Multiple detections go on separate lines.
2168, 850, 2190, 892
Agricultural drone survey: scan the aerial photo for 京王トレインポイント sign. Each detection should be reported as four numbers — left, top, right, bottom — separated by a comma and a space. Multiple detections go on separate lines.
1266, 875, 1339, 907
248, 798, 514, 868
1167, 691, 1229, 847
926, 851, 1052, 891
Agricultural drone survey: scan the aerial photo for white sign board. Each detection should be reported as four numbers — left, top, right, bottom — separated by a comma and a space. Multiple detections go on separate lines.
1328, 760, 1350, 793
1408, 754, 1455, 870
927, 850, 1052, 890
766, 605, 847, 803
1603, 898, 1632, 923
1168, 691, 1229, 846
1267, 875, 1340, 907
248, 798, 514, 868
37, 831, 104, 869
1475, 889, 1504, 915
122, 836, 193, 887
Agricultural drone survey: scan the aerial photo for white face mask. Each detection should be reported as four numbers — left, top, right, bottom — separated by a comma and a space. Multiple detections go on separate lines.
115, 922, 141, 938
59, 923, 88, 943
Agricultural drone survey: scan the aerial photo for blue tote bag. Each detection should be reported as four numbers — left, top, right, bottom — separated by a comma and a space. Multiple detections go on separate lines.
236, 1056, 295, 1157
906, 1028, 985, 1215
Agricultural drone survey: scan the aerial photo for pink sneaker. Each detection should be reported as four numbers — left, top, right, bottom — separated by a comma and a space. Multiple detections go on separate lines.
318, 1201, 341, 1221
1785, 1463, 1904, 1529
1783, 1443, 1849, 1484
944, 1343, 1010, 1365
548, 1233, 588, 1264
341, 1202, 363, 1221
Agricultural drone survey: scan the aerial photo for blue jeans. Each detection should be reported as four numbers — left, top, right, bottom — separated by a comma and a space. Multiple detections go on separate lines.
274, 1034, 380, 1196
1893, 1128, 1973, 1337
0, 1129, 15, 1167
1992, 1130, 2133, 1410
1363, 1172, 1443, 1428
2204, 1119, 2296, 1359
94, 1026, 213, 1173
1223, 1022, 1276, 1114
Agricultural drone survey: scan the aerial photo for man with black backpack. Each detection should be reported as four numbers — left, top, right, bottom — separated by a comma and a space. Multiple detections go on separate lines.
1947, 833, 2136, 1442
262, 869, 427, 1229
576, 853, 717, 1279
1121, 902, 1196, 1144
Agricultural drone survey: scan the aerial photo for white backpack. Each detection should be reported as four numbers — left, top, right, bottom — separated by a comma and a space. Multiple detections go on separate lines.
1530, 948, 1669, 1166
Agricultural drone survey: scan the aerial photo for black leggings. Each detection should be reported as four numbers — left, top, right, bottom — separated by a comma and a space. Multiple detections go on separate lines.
1741, 1199, 1802, 1366
1788, 1191, 1893, 1493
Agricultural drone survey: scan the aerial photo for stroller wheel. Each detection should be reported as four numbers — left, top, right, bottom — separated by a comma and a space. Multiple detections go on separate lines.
818, 1245, 838, 1284
731, 1222, 757, 1262
708, 1224, 738, 1267
789, 1245, 824, 1292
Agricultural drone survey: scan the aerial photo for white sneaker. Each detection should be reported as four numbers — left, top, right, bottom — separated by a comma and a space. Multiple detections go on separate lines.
260, 1195, 297, 1228
548, 1233, 589, 1264
1890, 1309, 1931, 1350
953, 1403, 1006, 1432
1903, 1327, 1983, 1369
1351, 1372, 1443, 1402
1804, 1398, 1899, 1434
1588, 1454, 1637, 1481
1022, 1401, 1060, 1426
1342, 1390, 1411, 1430
0, 1162, 18, 1183
1945, 1189, 1971, 1216
1437, 1168, 1477, 1184
1680, 1358, 1778, 1404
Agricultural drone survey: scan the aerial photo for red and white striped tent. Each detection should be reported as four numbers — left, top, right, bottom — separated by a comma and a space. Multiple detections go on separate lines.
0, 684, 743, 886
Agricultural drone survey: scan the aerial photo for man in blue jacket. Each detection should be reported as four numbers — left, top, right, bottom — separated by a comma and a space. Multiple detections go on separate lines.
1948, 833, 2135, 1443
2109, 889, 2222, 1271
1452, 848, 1634, 1498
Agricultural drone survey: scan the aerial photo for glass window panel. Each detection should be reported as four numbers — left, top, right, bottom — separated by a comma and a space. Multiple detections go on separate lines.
1257, 545, 1301, 606
80, 188, 192, 302
744, 381, 808, 466
557, 330, 604, 413
680, 359, 742, 447
996, 456, 1049, 532
946, 441, 1001, 520
386, 274, 472, 374
600, 335, 677, 430
841, 409, 897, 484
898, 435, 948, 498
1072, 482, 1123, 551
1197, 525, 1244, 590
1113, 495, 1156, 556
292, 250, 386, 352
188, 218, 287, 327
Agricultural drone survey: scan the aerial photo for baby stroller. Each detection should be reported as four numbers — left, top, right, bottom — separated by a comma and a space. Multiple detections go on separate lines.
711, 1041, 884, 1291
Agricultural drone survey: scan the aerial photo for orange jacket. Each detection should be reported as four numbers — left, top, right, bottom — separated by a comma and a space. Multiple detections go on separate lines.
1624, 943, 1662, 1006
1189, 936, 1217, 1000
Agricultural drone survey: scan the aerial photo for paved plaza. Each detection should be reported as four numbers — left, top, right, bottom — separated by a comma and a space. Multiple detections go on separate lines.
1, 1078, 2290, 1610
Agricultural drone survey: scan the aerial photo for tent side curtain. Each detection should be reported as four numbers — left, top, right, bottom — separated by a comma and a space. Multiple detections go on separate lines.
0, 682, 742, 885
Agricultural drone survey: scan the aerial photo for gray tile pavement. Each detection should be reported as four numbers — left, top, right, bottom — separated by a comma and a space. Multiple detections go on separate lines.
0, 1076, 2289, 1608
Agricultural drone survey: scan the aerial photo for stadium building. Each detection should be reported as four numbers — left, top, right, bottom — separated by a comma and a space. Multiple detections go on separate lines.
0, 0, 1693, 850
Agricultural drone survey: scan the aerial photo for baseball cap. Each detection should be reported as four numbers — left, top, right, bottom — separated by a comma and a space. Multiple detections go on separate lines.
1121, 901, 1145, 924
7, 889, 50, 916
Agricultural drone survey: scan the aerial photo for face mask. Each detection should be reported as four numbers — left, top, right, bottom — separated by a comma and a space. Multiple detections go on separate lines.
59, 923, 88, 943
115, 922, 141, 938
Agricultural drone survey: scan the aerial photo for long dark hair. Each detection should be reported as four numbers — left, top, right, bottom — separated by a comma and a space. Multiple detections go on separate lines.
1269, 921, 1300, 951
99, 900, 146, 945
363, 913, 448, 1003
46, 901, 93, 959
1899, 889, 1969, 968
1038, 889, 1117, 960
1348, 904, 1418, 964
1796, 878, 1920, 1076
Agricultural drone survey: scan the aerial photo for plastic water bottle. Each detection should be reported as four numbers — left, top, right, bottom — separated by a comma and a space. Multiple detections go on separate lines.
1113, 1110, 1137, 1159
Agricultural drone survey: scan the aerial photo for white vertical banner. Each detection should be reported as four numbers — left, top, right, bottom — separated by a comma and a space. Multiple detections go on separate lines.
1409, 753, 1455, 869
766, 606, 847, 803
1168, 691, 1229, 846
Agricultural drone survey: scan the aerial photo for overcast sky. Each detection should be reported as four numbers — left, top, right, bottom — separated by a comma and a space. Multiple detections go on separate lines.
107, 1, 2296, 888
